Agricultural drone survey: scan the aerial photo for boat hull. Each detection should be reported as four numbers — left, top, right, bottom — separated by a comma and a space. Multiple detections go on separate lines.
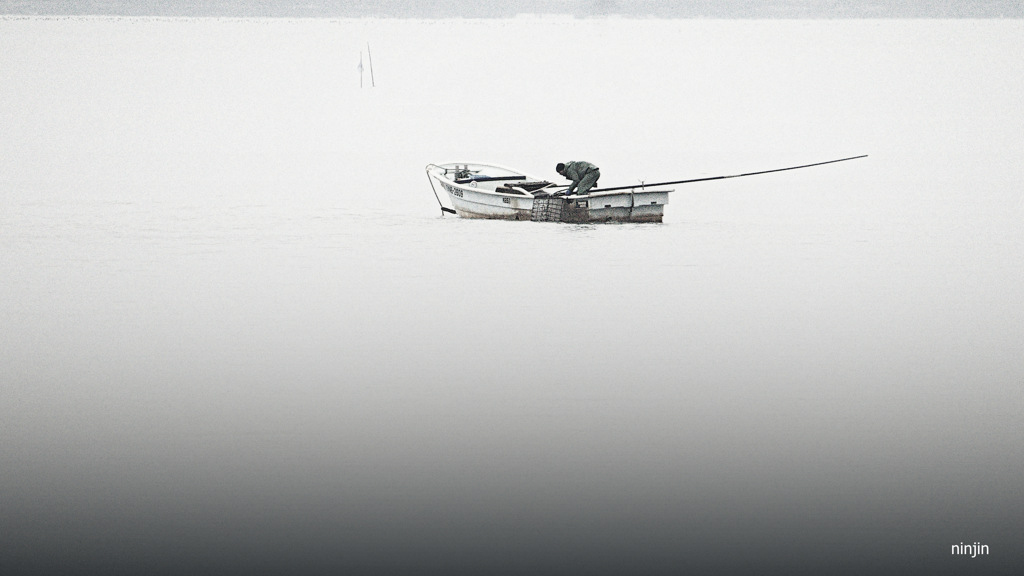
439, 179, 534, 221
426, 162, 670, 223
565, 190, 668, 223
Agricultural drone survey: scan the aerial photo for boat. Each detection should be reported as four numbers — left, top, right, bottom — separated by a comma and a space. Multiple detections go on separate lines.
425, 162, 671, 223
424, 156, 870, 224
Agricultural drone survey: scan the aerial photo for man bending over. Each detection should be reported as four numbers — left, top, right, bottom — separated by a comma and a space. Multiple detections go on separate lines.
555, 161, 601, 197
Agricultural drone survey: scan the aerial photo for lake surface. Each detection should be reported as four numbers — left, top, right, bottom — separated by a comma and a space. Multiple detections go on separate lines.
1, 16, 1022, 575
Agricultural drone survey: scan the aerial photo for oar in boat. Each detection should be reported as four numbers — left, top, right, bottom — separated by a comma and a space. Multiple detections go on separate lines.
588, 155, 868, 193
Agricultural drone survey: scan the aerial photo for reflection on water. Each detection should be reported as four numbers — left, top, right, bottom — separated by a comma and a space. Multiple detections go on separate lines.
3, 191, 1022, 573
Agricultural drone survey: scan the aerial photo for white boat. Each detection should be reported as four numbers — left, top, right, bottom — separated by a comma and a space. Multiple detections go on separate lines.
425, 162, 671, 223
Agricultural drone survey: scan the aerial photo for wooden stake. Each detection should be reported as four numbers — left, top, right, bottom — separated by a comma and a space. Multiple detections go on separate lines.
367, 43, 375, 87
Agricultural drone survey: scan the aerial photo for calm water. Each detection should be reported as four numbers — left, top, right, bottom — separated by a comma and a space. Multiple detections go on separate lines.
2, 16, 1022, 575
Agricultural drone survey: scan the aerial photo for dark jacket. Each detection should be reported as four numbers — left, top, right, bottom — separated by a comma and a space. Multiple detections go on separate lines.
561, 160, 599, 194
562, 160, 598, 182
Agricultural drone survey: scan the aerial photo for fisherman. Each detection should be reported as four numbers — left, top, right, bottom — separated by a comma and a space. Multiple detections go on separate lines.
555, 161, 600, 197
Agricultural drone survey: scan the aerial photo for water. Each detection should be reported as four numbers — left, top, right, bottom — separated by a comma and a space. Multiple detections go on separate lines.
2, 16, 1023, 575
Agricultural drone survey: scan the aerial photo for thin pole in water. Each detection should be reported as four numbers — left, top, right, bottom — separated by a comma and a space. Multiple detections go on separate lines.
358, 51, 363, 88
589, 154, 868, 193
367, 43, 375, 87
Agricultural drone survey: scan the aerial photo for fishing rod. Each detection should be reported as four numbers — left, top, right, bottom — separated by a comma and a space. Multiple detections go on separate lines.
587, 154, 868, 193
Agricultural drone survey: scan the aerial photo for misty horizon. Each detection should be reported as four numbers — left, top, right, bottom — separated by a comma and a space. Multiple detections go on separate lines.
2, 0, 1023, 18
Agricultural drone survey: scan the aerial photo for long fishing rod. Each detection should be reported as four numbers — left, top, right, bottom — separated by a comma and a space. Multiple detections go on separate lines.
588, 154, 868, 193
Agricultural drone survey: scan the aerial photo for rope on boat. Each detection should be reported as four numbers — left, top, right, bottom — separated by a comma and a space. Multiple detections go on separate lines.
424, 164, 457, 215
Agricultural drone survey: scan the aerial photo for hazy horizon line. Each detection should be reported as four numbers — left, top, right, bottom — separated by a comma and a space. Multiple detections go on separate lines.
2, 1, 1022, 19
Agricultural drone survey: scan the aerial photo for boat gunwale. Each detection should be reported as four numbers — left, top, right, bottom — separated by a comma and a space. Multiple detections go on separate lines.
427, 162, 672, 199
427, 162, 550, 198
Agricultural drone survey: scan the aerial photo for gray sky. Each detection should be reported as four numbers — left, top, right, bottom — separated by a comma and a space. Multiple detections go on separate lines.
2, 0, 1022, 17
